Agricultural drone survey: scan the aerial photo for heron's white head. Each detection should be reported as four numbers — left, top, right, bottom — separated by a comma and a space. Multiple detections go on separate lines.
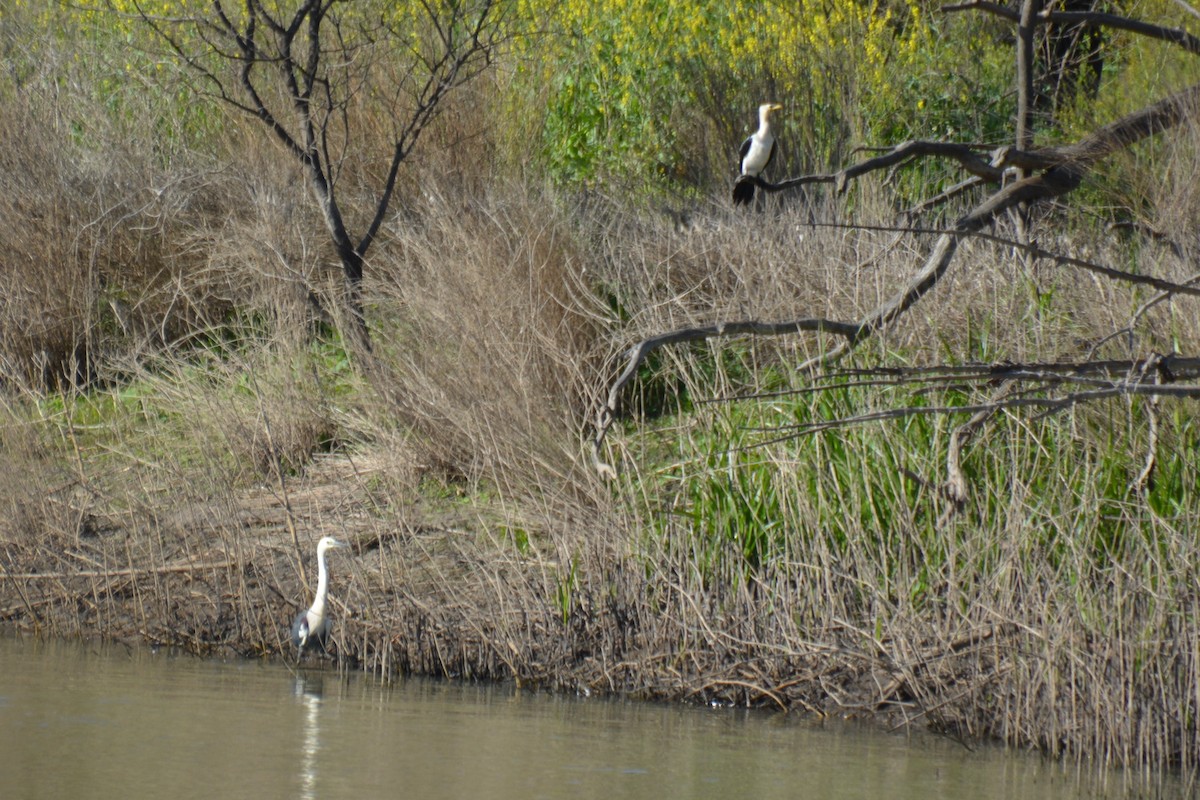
316, 536, 349, 557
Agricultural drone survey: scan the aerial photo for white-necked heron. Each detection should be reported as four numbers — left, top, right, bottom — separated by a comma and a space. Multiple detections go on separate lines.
291, 536, 350, 654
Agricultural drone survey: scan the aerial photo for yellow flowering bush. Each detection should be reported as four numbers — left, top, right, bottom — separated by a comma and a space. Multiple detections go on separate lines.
516, 0, 991, 188
2, 0, 1030, 193
14, 0, 1198, 194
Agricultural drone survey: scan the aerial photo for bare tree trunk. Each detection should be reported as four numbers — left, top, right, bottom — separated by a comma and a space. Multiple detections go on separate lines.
1014, 0, 1041, 269
1016, 0, 1040, 156
304, 163, 371, 354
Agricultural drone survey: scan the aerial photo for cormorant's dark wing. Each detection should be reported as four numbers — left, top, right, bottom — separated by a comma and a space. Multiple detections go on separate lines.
737, 135, 753, 173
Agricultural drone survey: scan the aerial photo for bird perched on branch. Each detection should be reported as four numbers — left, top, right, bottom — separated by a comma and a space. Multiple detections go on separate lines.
291, 536, 350, 655
732, 102, 783, 206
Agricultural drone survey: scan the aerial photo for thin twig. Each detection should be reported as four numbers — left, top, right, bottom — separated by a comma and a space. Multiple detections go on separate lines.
0, 560, 237, 580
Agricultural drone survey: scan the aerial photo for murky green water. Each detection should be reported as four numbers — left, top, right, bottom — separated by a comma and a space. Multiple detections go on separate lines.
0, 636, 1186, 799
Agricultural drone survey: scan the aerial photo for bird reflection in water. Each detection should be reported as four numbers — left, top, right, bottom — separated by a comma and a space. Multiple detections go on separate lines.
294, 674, 325, 800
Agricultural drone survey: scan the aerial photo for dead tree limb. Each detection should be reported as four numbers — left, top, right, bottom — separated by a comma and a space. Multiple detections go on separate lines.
749, 140, 1004, 198
821, 354, 1200, 385
807, 221, 1200, 298
754, 383, 1200, 443
943, 2, 1200, 56
754, 80, 1200, 206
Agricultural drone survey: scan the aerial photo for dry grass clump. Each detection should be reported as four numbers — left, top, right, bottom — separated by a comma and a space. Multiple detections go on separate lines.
0, 69, 235, 390
0, 96, 142, 386
362, 179, 610, 500
0, 408, 76, 549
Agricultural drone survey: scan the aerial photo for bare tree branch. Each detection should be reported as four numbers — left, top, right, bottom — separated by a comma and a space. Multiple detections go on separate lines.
748, 140, 1004, 198
799, 354, 1200, 390
591, 319, 860, 478
747, 383, 1200, 447
734, 353, 1200, 450
944, 2, 1200, 56
811, 221, 1200, 298
752, 79, 1200, 210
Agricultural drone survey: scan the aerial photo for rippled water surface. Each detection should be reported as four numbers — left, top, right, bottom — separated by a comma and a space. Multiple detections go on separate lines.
0, 636, 1185, 799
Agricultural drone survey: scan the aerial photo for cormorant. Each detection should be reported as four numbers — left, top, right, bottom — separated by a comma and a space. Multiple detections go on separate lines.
732, 102, 783, 206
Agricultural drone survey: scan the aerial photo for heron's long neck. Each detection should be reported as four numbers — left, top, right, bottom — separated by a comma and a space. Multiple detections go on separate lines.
312, 550, 329, 615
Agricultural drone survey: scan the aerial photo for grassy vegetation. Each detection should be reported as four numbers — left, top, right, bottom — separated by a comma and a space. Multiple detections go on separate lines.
2, 0, 1200, 780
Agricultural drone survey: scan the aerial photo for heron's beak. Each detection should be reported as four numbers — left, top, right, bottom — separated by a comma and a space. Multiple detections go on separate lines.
769, 103, 783, 112
330, 538, 350, 549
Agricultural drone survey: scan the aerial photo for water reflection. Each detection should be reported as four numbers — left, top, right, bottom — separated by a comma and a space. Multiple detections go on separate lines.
0, 636, 1190, 800
294, 674, 325, 800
